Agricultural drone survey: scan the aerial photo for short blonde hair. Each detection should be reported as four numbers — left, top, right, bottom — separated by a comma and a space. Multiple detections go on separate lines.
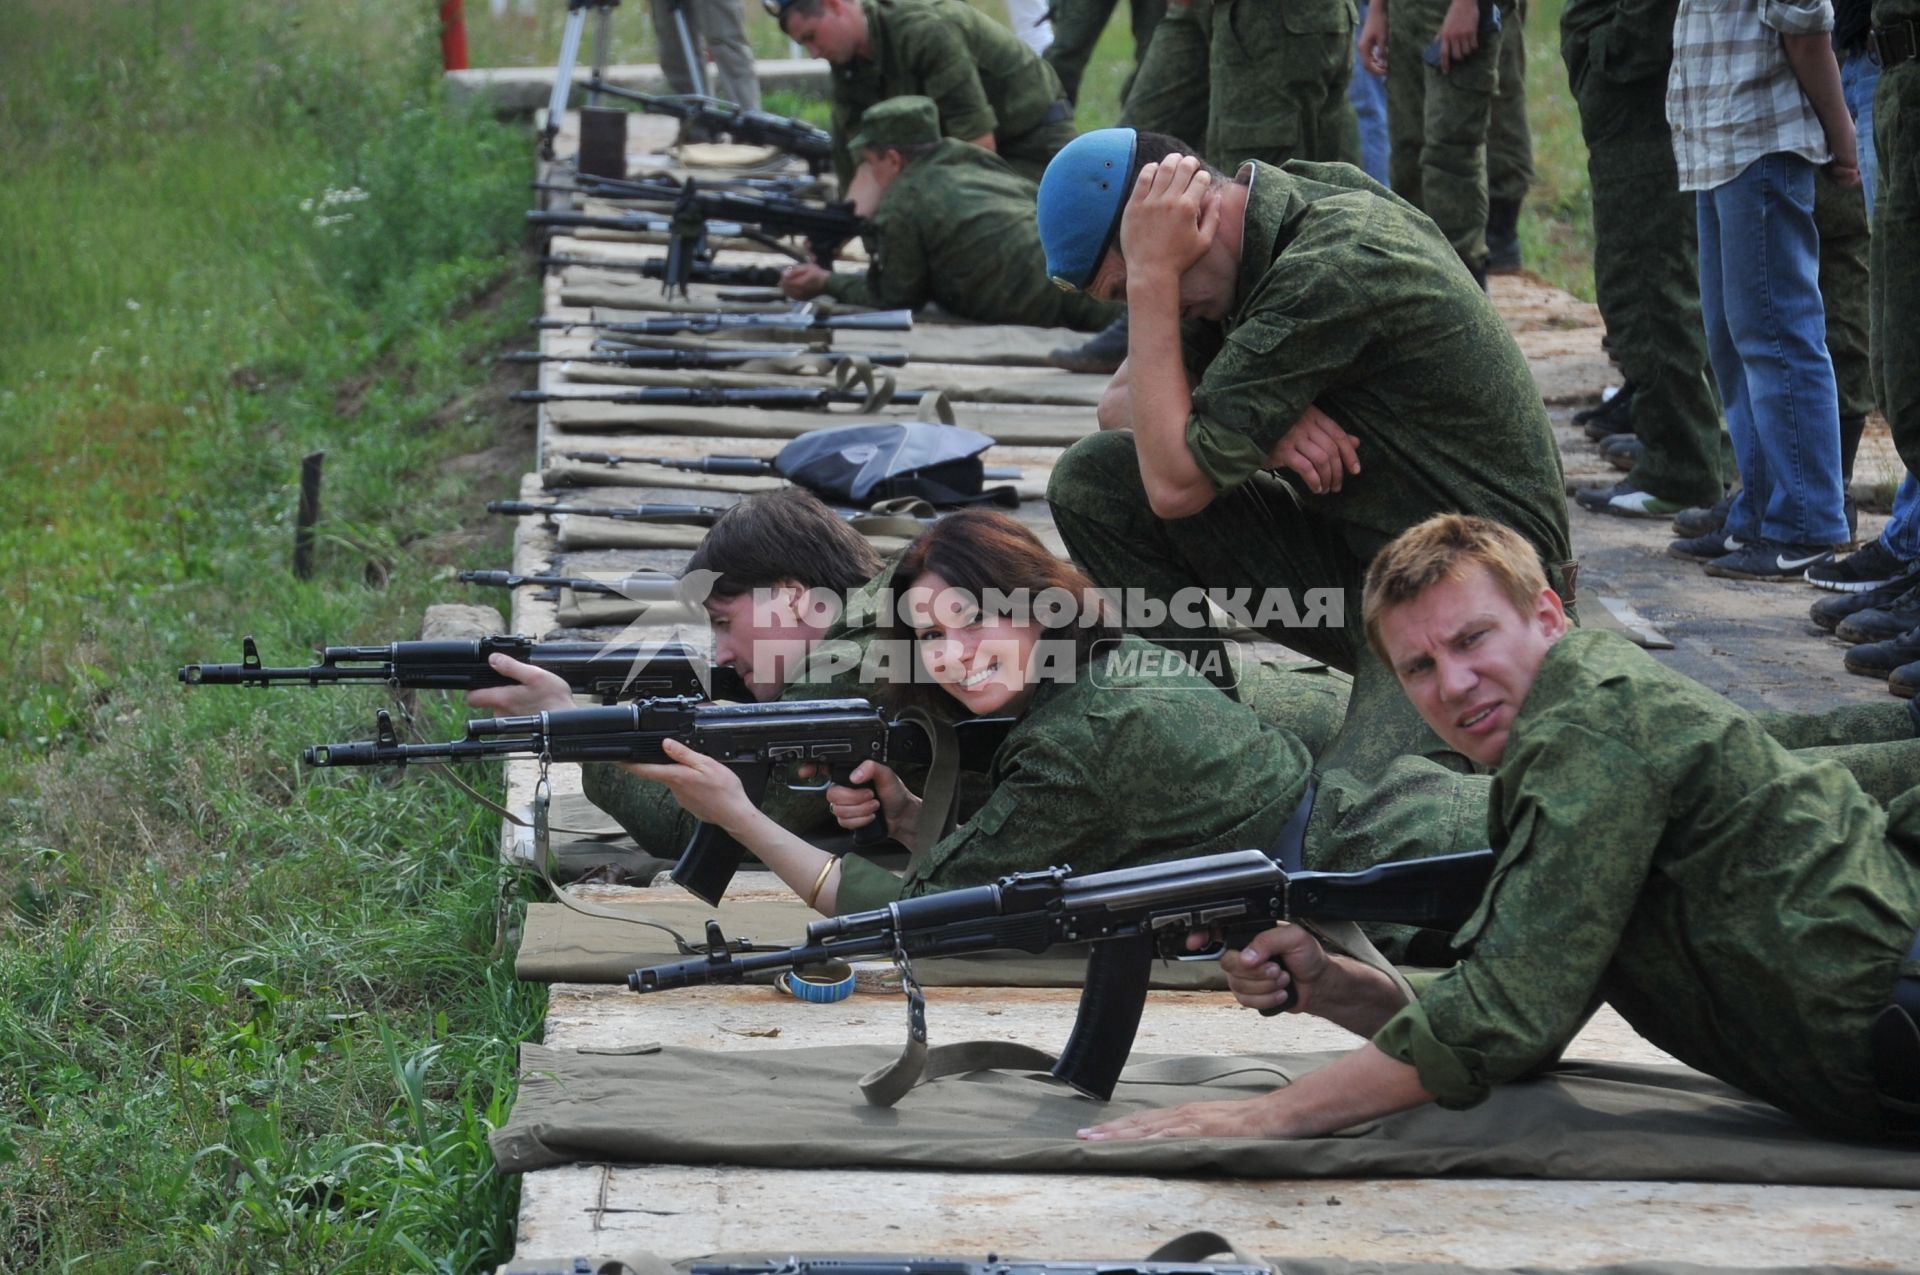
1362, 515, 1549, 662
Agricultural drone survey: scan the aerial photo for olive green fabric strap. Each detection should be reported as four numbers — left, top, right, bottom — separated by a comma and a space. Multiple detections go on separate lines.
898, 706, 963, 874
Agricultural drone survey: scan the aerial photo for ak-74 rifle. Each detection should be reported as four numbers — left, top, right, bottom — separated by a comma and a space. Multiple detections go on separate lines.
485, 500, 931, 530
498, 345, 909, 369
178, 634, 747, 703
532, 303, 912, 338
537, 253, 784, 289
303, 698, 1015, 905
630, 846, 1495, 1101
590, 86, 833, 174
510, 384, 929, 409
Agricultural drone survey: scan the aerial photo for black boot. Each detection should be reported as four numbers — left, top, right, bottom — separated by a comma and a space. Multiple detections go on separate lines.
1576, 381, 1637, 441
1486, 198, 1522, 274
1048, 314, 1129, 375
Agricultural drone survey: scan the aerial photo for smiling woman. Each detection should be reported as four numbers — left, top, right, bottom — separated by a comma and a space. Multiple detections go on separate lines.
624, 510, 1322, 916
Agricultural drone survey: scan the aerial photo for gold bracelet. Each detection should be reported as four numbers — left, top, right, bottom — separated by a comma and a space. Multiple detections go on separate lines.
805, 857, 838, 910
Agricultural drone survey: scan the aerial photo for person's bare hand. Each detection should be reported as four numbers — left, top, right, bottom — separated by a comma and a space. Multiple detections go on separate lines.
1220, 922, 1337, 1013
823, 759, 922, 844
464, 652, 577, 715
1117, 155, 1221, 287
1436, 0, 1481, 71
1359, 5, 1388, 75
624, 737, 757, 829
781, 263, 830, 300
1266, 404, 1361, 493
1825, 118, 1861, 188
1078, 1093, 1290, 1141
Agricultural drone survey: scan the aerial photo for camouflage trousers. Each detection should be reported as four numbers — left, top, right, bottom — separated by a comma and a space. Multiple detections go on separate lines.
1562, 27, 1729, 506
1818, 168, 1874, 428
1044, 0, 1167, 105
998, 118, 1080, 184
1487, 0, 1533, 205
1119, 0, 1360, 169
1873, 62, 1920, 478
1385, 0, 1502, 272
1046, 430, 1469, 783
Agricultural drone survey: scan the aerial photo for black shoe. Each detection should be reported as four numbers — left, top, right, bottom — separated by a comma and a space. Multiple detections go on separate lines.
1668, 528, 1743, 563
1842, 625, 1920, 679
1702, 538, 1836, 581
1890, 658, 1920, 699
1672, 491, 1735, 539
1601, 433, 1644, 472
1486, 198, 1522, 274
1577, 383, 1636, 441
1805, 538, 1917, 593
1838, 598, 1920, 644
1047, 315, 1128, 374
1811, 574, 1920, 633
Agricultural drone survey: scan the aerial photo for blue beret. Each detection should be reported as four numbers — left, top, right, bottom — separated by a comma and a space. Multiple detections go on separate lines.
1037, 128, 1138, 292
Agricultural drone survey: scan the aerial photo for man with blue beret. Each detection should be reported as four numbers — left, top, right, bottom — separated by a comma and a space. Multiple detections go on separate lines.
778, 97, 1119, 330
1035, 127, 1570, 780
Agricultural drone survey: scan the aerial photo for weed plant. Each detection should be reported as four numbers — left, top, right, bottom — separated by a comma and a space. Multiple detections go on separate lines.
0, 2, 546, 1270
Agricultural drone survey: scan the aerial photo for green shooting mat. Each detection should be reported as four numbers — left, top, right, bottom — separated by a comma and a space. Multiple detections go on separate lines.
514, 892, 1226, 990
490, 1041, 1920, 1186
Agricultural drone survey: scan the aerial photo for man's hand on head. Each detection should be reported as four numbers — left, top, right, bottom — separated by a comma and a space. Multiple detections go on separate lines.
1117, 155, 1221, 290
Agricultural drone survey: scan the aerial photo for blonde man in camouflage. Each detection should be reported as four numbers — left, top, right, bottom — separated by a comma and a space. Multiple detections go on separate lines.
778, 97, 1120, 331
1084, 513, 1920, 1145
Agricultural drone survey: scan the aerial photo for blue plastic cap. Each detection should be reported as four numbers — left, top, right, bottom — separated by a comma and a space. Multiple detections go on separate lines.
1037, 128, 1138, 292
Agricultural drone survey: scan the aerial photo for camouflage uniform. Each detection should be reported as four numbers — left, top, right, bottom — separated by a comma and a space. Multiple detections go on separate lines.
834, 634, 1483, 909
827, 0, 1075, 188
1486, 0, 1534, 208
1375, 630, 1920, 1139
1044, 0, 1168, 105
1383, 0, 1507, 274
1048, 160, 1571, 782
583, 574, 1364, 856
1818, 167, 1875, 434
1116, 0, 1362, 168
1871, 0, 1919, 482
1560, 0, 1729, 507
821, 138, 1122, 330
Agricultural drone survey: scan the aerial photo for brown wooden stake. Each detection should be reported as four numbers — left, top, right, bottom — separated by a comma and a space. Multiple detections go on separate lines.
293, 451, 325, 579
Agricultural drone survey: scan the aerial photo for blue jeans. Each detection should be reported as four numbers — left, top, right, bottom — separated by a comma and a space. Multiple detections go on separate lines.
1699, 153, 1850, 546
1350, 2, 1390, 184
1842, 50, 1880, 220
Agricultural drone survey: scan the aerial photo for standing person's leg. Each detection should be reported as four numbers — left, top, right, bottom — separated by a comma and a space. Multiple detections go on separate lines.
1567, 23, 1729, 516
1045, 0, 1121, 104
1417, 15, 1502, 278
1702, 155, 1849, 569
1814, 168, 1873, 509
1692, 182, 1768, 554
1874, 64, 1920, 569
1384, 0, 1432, 208
1204, 0, 1358, 168
1484, 0, 1533, 272
1117, 0, 1212, 148
1843, 51, 1881, 216
695, 0, 762, 110
650, 0, 699, 97
1124, 0, 1170, 104
1350, 1, 1392, 182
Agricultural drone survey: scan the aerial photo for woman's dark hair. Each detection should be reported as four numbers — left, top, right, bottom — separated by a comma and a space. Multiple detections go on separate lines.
876, 510, 1120, 714
685, 488, 884, 600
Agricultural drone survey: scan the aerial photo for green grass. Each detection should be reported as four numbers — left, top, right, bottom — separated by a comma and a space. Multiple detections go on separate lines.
0, 2, 547, 1270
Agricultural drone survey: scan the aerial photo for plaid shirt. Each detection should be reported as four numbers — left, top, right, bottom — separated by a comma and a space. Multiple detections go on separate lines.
1666, 0, 1835, 191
